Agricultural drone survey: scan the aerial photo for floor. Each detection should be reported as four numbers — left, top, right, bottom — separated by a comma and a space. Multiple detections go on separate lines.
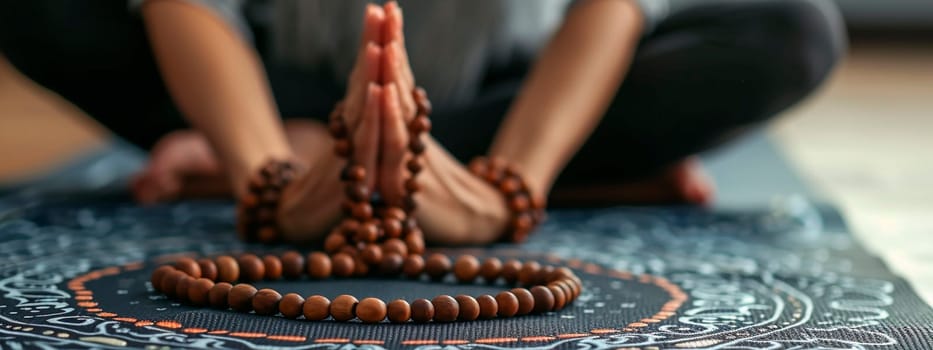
0, 40, 930, 303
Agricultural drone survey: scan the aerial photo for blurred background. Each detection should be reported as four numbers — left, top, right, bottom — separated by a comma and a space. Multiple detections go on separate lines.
0, 1, 930, 301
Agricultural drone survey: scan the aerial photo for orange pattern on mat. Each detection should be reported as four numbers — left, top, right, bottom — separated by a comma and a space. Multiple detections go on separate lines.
68, 255, 688, 345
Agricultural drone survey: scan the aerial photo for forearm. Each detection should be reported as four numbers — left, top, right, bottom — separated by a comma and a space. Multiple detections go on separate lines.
142, 0, 291, 198
489, 0, 644, 196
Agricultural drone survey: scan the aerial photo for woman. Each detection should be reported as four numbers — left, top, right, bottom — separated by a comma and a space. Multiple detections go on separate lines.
0, 0, 845, 244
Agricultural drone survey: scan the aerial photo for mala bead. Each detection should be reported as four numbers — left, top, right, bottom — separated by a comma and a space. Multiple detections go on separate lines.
253, 288, 282, 315
357, 297, 387, 323
519, 261, 542, 286
341, 165, 366, 182
174, 257, 201, 278
280, 251, 304, 279
197, 258, 218, 280
548, 285, 567, 311
379, 253, 404, 276
160, 270, 187, 297
501, 259, 522, 284
330, 294, 359, 321
351, 203, 373, 221
402, 255, 425, 279
332, 253, 356, 278
539, 265, 556, 284
477, 295, 498, 319
279, 293, 305, 319
208, 282, 234, 309
303, 295, 331, 321
387, 299, 411, 323
361, 245, 383, 265
150, 265, 175, 289
406, 158, 423, 174
382, 218, 403, 238
228, 284, 258, 312
480, 257, 503, 283
432, 295, 459, 323
530, 286, 555, 313
410, 298, 434, 323
324, 232, 347, 254
346, 183, 370, 202
425, 253, 452, 281
174, 276, 193, 302
238, 254, 265, 282
383, 238, 408, 257
356, 221, 379, 243
353, 255, 370, 276
495, 291, 519, 317
405, 228, 425, 255
454, 255, 481, 283
511, 288, 535, 315
306, 252, 332, 279
263, 255, 283, 280
455, 295, 480, 321
187, 278, 214, 306
334, 139, 352, 157
215, 256, 240, 283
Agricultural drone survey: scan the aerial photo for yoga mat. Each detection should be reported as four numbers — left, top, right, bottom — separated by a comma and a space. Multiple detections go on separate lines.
1, 193, 931, 349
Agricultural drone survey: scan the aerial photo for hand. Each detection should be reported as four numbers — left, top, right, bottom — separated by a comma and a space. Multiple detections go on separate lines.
377, 2, 510, 245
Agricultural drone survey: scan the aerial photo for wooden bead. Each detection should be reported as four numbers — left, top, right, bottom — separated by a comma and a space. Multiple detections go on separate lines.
519, 261, 542, 286
414, 87, 432, 115
238, 254, 265, 282
480, 257, 502, 283
280, 251, 304, 279
477, 295, 498, 319
409, 137, 426, 155
379, 253, 404, 276
383, 218, 403, 238
341, 165, 366, 182
510, 288, 535, 315
150, 266, 175, 290
355, 222, 379, 243
425, 253, 451, 281
495, 291, 519, 317
499, 177, 522, 195
405, 228, 425, 255
538, 265, 556, 284
409, 115, 432, 133
453, 255, 480, 283
340, 219, 361, 234
432, 295, 459, 322
346, 183, 370, 202
334, 139, 352, 157
361, 245, 383, 265
383, 207, 407, 221
406, 158, 423, 174
548, 285, 567, 311
332, 253, 355, 278
228, 284, 258, 312
215, 256, 239, 283
174, 257, 201, 278
501, 259, 522, 284
403, 195, 418, 212
509, 194, 530, 212
351, 203, 373, 221
306, 252, 332, 279
303, 295, 331, 321
257, 227, 278, 243
402, 255, 425, 279
353, 255, 369, 276
328, 118, 347, 137
197, 258, 218, 280
262, 255, 283, 280
404, 178, 420, 192
455, 295, 480, 321
411, 298, 434, 323
330, 294, 359, 321
383, 238, 408, 256
160, 270, 186, 297
208, 282, 233, 309
324, 232, 347, 254
387, 299, 411, 323
357, 297, 387, 323
187, 278, 214, 306
530, 286, 555, 313
252, 288, 282, 315
279, 293, 305, 319
174, 276, 193, 302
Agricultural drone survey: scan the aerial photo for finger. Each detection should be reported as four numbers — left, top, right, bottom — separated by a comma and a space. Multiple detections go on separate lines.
353, 83, 383, 189
379, 82, 410, 205
384, 3, 416, 90
345, 43, 382, 130
382, 41, 417, 121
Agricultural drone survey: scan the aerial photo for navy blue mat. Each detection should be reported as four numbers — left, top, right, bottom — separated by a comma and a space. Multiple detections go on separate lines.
0, 194, 931, 349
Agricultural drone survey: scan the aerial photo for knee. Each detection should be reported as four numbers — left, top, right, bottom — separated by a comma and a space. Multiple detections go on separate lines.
760, 0, 848, 97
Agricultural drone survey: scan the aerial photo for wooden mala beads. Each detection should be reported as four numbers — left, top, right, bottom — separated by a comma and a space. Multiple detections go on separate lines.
469, 157, 546, 243
236, 161, 301, 243
151, 252, 582, 323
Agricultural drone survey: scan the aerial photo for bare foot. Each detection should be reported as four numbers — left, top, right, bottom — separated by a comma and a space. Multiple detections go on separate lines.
549, 157, 715, 206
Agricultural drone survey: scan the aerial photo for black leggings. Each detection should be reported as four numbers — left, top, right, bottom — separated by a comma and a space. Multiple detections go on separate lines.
0, 0, 845, 188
